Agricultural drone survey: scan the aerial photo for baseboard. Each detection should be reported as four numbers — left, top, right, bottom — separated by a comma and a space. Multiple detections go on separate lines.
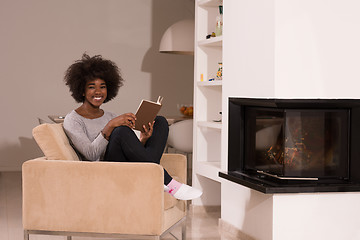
218, 219, 255, 240
188, 204, 221, 217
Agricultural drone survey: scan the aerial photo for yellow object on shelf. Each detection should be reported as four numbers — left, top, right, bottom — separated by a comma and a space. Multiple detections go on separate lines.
216, 62, 222, 80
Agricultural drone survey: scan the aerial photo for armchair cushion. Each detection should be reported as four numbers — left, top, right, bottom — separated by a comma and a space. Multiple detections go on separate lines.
33, 123, 80, 161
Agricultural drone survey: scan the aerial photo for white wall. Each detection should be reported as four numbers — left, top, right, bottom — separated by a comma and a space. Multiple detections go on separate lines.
221, 181, 273, 240
223, 0, 275, 99
222, 0, 275, 172
274, 0, 360, 98
272, 193, 360, 240
223, 0, 360, 100
0, 0, 194, 171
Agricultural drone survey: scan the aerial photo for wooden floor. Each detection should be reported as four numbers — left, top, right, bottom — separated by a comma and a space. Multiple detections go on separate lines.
0, 172, 238, 240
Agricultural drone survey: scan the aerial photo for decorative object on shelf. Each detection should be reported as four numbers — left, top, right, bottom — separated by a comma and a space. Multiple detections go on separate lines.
179, 104, 193, 117
215, 4, 223, 37
213, 111, 222, 123
206, 32, 216, 39
216, 62, 223, 80
159, 19, 194, 55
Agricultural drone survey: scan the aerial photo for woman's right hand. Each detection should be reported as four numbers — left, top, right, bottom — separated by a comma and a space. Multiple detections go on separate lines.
101, 113, 136, 141
111, 113, 137, 129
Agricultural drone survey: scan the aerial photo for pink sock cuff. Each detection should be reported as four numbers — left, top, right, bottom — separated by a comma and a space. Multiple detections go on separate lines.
166, 179, 182, 195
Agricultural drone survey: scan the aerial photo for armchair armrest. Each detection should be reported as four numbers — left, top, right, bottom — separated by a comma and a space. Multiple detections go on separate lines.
22, 158, 165, 235
160, 153, 187, 184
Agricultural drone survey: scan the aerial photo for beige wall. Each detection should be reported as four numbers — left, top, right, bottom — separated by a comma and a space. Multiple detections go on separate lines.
0, 0, 194, 171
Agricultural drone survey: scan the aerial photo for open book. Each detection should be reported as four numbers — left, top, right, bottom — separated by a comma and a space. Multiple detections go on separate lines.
134, 96, 163, 132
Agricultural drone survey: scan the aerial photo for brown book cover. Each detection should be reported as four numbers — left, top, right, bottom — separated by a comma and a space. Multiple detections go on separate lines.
134, 96, 163, 132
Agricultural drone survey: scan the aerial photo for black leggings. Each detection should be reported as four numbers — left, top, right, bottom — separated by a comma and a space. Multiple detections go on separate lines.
103, 116, 172, 185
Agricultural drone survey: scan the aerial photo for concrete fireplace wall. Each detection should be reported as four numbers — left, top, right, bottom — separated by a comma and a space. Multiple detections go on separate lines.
221, 0, 360, 239
222, 181, 360, 240
223, 0, 360, 100
274, 0, 360, 98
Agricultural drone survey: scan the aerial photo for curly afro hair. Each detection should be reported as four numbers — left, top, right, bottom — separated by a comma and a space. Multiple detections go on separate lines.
64, 53, 124, 103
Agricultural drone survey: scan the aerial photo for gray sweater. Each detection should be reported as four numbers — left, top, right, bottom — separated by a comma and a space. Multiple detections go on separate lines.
63, 110, 117, 161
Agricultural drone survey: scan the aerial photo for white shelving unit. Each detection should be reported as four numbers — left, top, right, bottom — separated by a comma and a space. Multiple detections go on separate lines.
192, 0, 223, 206
198, 36, 223, 47
197, 121, 222, 129
197, 79, 222, 86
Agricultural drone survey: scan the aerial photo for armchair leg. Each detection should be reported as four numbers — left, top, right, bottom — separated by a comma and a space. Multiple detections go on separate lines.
67, 236, 72, 240
181, 219, 186, 240
24, 230, 29, 240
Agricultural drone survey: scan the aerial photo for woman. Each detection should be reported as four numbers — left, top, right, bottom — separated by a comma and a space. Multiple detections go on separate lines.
63, 53, 202, 200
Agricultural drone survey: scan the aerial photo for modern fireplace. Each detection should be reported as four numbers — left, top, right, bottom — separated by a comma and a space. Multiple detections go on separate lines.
219, 98, 360, 193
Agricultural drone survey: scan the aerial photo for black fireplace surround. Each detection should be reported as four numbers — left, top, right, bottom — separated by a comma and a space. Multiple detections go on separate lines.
219, 98, 360, 193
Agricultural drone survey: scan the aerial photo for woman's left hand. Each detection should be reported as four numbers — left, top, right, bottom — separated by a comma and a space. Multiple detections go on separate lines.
140, 121, 155, 145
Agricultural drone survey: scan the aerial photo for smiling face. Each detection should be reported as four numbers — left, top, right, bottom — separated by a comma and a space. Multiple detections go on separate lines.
83, 78, 107, 108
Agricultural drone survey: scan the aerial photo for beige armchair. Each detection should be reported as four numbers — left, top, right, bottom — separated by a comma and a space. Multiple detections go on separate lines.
23, 123, 187, 240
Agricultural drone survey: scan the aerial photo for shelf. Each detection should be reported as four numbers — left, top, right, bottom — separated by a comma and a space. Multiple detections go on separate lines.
198, 0, 221, 7
197, 80, 222, 86
197, 121, 222, 130
198, 36, 223, 47
195, 161, 222, 182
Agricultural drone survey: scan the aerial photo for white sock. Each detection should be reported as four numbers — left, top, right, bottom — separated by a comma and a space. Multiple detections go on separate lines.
164, 179, 202, 200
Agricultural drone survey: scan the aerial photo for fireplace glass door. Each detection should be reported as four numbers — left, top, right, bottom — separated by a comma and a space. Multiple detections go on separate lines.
244, 107, 349, 179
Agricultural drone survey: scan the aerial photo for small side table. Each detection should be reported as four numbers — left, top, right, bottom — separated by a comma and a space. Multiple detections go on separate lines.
165, 115, 193, 125
48, 115, 65, 123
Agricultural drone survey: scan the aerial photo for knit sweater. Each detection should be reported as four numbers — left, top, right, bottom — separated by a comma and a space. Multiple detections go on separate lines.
63, 110, 117, 161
